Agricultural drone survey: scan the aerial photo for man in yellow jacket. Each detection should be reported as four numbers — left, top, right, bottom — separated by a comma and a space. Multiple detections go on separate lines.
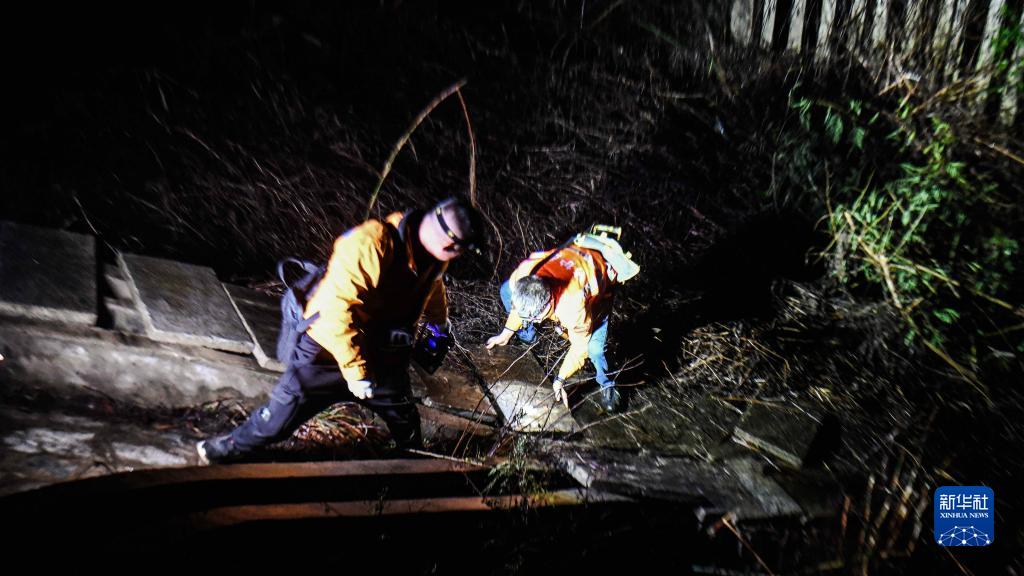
198, 197, 484, 464
486, 235, 630, 413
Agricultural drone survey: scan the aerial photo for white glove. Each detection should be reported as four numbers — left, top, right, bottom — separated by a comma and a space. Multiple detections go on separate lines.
552, 377, 569, 409
348, 379, 374, 400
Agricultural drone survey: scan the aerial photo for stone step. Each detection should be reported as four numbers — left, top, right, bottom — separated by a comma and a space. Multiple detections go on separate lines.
102, 262, 133, 301
0, 221, 97, 326
102, 297, 146, 334
118, 252, 253, 354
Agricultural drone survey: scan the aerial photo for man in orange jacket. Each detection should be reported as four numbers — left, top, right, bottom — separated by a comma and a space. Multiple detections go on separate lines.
486, 239, 623, 412
198, 197, 484, 464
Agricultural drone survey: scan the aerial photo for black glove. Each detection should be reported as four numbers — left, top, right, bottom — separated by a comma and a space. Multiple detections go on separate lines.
412, 322, 450, 374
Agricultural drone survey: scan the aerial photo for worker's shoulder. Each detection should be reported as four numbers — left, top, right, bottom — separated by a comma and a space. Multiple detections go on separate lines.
331, 218, 394, 253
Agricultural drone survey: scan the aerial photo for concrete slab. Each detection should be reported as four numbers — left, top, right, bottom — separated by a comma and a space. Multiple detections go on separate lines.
732, 401, 825, 469
490, 382, 577, 432
466, 344, 574, 433
410, 363, 497, 424
468, 343, 548, 384
224, 284, 284, 371
0, 319, 277, 409
576, 393, 741, 457
0, 221, 97, 326
119, 253, 253, 354
554, 446, 806, 521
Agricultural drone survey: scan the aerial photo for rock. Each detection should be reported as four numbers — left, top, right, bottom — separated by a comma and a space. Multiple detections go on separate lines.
732, 400, 827, 469
466, 344, 575, 433
553, 446, 806, 521
409, 363, 497, 424
118, 253, 253, 354
417, 404, 496, 447
0, 221, 97, 326
577, 393, 741, 458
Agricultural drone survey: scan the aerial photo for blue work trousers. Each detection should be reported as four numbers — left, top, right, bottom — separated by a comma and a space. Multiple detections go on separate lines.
228, 332, 421, 453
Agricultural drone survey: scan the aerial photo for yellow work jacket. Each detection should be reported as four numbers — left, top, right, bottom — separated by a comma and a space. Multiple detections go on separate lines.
503, 245, 614, 381
305, 211, 447, 382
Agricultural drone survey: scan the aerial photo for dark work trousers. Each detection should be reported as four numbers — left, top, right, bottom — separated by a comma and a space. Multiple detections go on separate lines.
228, 331, 422, 453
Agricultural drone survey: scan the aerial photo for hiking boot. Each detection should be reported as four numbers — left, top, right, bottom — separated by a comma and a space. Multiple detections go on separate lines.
599, 386, 621, 413
196, 434, 243, 465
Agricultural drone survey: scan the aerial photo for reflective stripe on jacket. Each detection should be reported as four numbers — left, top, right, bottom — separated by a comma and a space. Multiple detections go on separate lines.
304, 211, 447, 382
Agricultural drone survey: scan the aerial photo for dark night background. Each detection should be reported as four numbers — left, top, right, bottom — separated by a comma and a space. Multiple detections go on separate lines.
2, 1, 1023, 573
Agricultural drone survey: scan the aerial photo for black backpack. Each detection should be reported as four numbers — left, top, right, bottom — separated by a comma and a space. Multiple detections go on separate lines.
275, 258, 326, 364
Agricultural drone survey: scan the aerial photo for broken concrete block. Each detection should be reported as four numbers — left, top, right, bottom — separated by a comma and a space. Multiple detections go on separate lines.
577, 393, 741, 458
118, 253, 253, 354
466, 344, 575, 433
224, 284, 284, 371
554, 446, 807, 521
558, 447, 739, 504
719, 457, 803, 519
731, 401, 825, 469
409, 363, 497, 424
0, 221, 97, 326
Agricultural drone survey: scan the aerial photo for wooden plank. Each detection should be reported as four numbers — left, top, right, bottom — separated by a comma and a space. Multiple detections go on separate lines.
731, 0, 756, 46
871, 0, 891, 49
761, 0, 778, 48
846, 0, 870, 53
816, 0, 838, 60
999, 8, 1024, 124
189, 489, 623, 528
975, 0, 1007, 107
787, 0, 808, 52
945, 0, 971, 80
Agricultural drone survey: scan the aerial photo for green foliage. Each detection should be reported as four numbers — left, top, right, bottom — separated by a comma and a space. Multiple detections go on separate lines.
776, 84, 1022, 389
483, 436, 552, 505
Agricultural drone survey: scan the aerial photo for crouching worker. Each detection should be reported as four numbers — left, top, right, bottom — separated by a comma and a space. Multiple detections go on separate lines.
485, 225, 639, 413
197, 197, 484, 464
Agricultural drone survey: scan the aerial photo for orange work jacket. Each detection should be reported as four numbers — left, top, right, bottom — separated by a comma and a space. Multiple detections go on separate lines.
304, 211, 447, 382
502, 245, 614, 381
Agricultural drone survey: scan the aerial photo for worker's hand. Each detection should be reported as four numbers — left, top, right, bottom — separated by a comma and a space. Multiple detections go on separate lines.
348, 379, 375, 400
486, 328, 514, 349
552, 378, 570, 409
